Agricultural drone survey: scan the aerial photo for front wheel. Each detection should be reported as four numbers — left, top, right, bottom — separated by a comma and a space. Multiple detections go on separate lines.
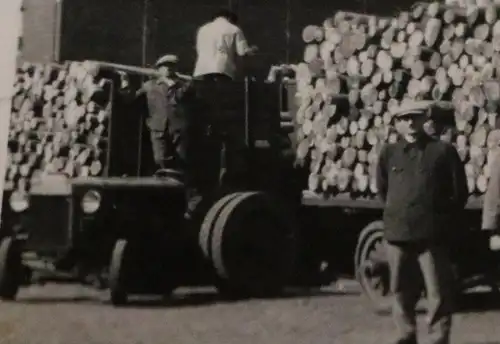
109, 239, 130, 306
0, 237, 22, 301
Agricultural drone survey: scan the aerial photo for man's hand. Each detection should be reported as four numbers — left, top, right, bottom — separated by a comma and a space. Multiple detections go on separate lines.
247, 45, 259, 55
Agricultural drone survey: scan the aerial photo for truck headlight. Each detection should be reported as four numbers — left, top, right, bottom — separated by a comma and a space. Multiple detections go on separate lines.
9, 191, 29, 212
81, 190, 101, 214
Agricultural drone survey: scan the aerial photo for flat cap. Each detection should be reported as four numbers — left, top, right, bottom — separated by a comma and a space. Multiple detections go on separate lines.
391, 100, 435, 118
391, 100, 455, 120
155, 54, 179, 67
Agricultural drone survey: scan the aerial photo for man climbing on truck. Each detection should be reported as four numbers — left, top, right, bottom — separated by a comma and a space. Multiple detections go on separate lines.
183, 9, 259, 222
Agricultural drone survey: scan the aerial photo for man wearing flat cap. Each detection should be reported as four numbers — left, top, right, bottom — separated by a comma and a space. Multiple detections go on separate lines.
138, 54, 192, 172
376, 100, 468, 344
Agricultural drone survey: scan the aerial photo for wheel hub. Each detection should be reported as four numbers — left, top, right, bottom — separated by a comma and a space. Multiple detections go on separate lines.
359, 260, 390, 296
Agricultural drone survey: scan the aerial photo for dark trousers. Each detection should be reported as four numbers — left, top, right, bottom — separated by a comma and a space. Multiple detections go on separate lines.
386, 241, 455, 344
183, 122, 247, 221
150, 128, 186, 170
183, 72, 247, 222
196, 73, 232, 82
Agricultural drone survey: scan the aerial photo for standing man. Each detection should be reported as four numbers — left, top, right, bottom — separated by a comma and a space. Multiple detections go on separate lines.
482, 145, 500, 231
376, 101, 468, 344
481, 141, 500, 285
193, 8, 258, 81
138, 54, 191, 172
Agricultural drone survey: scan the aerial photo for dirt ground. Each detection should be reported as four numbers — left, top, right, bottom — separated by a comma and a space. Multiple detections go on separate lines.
1, 279, 499, 344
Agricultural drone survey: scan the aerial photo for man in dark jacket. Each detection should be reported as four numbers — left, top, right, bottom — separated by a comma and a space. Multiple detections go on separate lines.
482, 147, 500, 230
137, 54, 190, 171
376, 100, 468, 344
481, 145, 500, 251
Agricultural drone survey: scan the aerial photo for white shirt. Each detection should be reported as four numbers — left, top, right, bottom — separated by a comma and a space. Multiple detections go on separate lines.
193, 17, 251, 79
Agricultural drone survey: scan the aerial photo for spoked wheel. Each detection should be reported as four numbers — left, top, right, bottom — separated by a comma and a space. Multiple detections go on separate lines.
109, 239, 131, 306
0, 237, 22, 301
355, 221, 391, 313
203, 192, 298, 298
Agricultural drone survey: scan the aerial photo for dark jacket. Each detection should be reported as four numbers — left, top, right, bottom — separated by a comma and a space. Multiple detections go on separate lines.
138, 78, 193, 133
376, 136, 468, 242
482, 149, 500, 230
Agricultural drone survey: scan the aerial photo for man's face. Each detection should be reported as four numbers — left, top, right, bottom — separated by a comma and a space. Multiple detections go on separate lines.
423, 118, 437, 136
395, 113, 427, 137
158, 64, 177, 77
425, 119, 454, 142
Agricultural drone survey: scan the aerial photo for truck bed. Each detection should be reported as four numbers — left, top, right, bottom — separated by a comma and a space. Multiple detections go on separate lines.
301, 190, 484, 210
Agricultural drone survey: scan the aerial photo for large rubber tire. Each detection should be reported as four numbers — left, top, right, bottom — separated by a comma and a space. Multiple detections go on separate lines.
109, 239, 130, 306
355, 221, 392, 313
199, 192, 243, 260
0, 237, 22, 301
210, 192, 298, 297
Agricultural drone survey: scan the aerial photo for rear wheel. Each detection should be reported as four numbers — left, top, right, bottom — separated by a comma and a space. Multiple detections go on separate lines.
355, 221, 391, 312
109, 239, 130, 306
210, 192, 298, 298
0, 237, 22, 301
199, 192, 243, 260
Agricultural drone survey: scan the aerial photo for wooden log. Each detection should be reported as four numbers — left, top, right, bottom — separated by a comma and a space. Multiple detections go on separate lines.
485, 5, 499, 25
396, 30, 407, 43
474, 23, 491, 41
410, 47, 442, 79
376, 50, 394, 71
442, 25, 456, 41
411, 2, 427, 20
390, 42, 408, 59
424, 17, 443, 48
382, 28, 396, 50
450, 39, 465, 61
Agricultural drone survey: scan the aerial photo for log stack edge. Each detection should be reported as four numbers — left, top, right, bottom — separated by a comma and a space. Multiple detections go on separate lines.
285, 0, 500, 199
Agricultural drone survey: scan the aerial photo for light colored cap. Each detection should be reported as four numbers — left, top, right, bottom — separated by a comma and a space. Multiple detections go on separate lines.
155, 54, 179, 67
391, 100, 436, 118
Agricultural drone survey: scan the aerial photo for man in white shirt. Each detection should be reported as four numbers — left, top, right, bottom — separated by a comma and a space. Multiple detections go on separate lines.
193, 9, 258, 81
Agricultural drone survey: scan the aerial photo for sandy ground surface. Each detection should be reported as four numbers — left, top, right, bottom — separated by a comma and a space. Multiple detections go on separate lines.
0, 279, 499, 344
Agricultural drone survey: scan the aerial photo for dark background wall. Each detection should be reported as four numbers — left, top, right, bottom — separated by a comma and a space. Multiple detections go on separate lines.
21, 0, 425, 78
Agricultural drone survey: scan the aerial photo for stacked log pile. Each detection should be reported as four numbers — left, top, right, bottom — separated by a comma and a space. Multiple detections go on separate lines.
293, 1, 500, 199
7, 61, 113, 192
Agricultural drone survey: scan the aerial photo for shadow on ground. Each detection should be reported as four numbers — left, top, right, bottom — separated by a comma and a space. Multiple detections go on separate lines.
359, 289, 500, 317
456, 291, 500, 314
10, 285, 359, 309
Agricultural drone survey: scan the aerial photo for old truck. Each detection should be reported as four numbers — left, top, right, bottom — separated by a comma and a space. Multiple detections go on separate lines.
0, 61, 328, 306
1, 60, 499, 310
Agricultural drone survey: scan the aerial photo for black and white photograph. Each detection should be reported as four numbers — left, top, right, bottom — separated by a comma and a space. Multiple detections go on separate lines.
1, 0, 500, 343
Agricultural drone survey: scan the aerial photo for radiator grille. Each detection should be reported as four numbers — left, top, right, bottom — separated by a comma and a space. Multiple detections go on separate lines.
23, 195, 72, 251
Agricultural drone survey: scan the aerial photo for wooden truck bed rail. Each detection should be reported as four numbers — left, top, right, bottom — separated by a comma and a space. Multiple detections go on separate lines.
302, 190, 483, 210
